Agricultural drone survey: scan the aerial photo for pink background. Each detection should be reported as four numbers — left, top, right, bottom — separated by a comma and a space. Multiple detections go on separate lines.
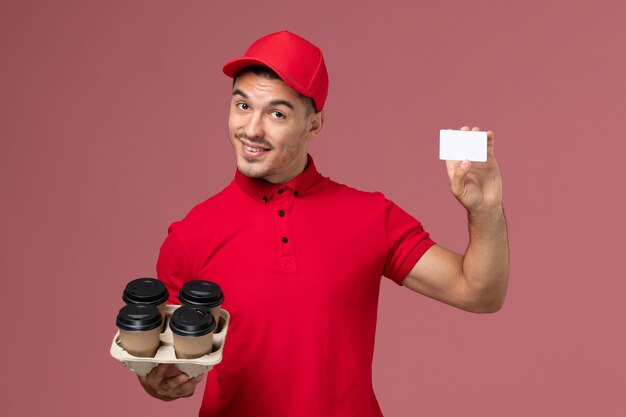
2, 1, 625, 416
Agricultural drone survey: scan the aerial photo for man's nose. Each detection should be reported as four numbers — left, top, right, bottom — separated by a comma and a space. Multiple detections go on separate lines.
244, 112, 264, 139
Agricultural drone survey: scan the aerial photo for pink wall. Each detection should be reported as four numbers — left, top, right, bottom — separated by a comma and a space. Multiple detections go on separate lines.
1, 1, 624, 416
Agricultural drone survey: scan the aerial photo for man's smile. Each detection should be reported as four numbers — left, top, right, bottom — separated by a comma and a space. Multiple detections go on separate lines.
239, 138, 272, 159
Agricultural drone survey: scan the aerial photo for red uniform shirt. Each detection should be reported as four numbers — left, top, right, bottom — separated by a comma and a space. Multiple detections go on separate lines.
157, 156, 435, 417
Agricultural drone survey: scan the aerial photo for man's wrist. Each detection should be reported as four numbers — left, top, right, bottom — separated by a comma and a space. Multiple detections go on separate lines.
468, 203, 504, 219
467, 204, 506, 234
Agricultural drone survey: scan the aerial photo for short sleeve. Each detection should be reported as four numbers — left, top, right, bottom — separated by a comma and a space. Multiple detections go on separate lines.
383, 199, 436, 285
156, 221, 193, 304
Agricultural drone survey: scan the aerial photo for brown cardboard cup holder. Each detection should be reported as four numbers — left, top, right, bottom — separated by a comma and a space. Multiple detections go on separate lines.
110, 305, 229, 378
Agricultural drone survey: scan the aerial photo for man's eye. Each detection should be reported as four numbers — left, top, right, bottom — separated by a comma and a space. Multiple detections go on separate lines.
270, 111, 285, 119
237, 103, 249, 110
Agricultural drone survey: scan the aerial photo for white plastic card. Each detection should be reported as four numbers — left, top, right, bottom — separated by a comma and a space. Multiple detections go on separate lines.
439, 129, 488, 162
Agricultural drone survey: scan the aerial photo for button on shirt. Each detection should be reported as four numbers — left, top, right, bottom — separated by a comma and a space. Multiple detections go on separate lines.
157, 156, 435, 417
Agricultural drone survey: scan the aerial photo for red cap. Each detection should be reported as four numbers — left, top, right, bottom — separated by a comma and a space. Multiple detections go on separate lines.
223, 31, 328, 111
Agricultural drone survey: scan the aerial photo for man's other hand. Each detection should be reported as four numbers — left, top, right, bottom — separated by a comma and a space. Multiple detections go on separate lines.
138, 363, 205, 401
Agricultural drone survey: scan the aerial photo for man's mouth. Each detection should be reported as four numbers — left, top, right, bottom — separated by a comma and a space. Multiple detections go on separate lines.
240, 139, 272, 158
244, 144, 270, 153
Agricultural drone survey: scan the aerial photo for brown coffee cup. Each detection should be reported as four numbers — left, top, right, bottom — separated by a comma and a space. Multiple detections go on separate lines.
116, 304, 162, 357
169, 305, 216, 359
178, 280, 224, 331
122, 278, 169, 331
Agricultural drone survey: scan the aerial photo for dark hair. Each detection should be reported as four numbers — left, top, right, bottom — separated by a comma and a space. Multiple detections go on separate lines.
233, 65, 316, 114
234, 65, 282, 81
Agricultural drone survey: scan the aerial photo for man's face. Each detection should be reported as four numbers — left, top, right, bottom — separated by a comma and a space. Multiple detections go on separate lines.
228, 71, 323, 184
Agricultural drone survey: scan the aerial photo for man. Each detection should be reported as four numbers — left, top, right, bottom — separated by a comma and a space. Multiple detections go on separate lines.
138, 31, 509, 416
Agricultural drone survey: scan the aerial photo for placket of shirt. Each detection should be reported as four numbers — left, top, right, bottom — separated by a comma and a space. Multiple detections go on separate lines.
273, 187, 297, 273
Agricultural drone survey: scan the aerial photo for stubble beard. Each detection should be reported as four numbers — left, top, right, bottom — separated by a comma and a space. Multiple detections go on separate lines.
234, 132, 274, 179
233, 129, 309, 182
237, 157, 269, 179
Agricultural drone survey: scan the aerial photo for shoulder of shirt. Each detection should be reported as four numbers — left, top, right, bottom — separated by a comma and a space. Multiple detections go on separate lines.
166, 181, 237, 231
316, 174, 388, 201
310, 174, 398, 212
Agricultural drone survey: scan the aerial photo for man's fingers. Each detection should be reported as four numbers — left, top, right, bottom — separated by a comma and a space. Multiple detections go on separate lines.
486, 130, 496, 156
179, 372, 205, 389
450, 160, 471, 196
150, 363, 173, 379
192, 373, 206, 384
163, 364, 183, 378
174, 373, 206, 397
148, 365, 187, 391
459, 125, 481, 132
144, 363, 168, 387
146, 364, 181, 387
163, 372, 190, 391
140, 364, 205, 401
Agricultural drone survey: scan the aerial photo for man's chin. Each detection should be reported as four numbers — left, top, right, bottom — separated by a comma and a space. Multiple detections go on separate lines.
242, 155, 261, 164
237, 160, 267, 179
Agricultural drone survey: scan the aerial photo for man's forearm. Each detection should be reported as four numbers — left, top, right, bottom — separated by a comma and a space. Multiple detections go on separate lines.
461, 205, 509, 312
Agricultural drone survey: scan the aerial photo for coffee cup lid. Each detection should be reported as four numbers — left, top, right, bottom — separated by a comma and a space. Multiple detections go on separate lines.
116, 304, 162, 331
122, 278, 169, 305
178, 280, 224, 308
169, 305, 216, 337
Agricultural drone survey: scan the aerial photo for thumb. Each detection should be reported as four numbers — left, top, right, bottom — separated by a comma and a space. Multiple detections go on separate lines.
450, 160, 471, 197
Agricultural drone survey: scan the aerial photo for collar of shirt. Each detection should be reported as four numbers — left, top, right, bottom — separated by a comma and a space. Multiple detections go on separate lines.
234, 154, 322, 203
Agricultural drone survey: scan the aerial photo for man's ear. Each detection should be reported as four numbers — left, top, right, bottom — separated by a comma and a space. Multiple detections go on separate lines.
308, 110, 324, 138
